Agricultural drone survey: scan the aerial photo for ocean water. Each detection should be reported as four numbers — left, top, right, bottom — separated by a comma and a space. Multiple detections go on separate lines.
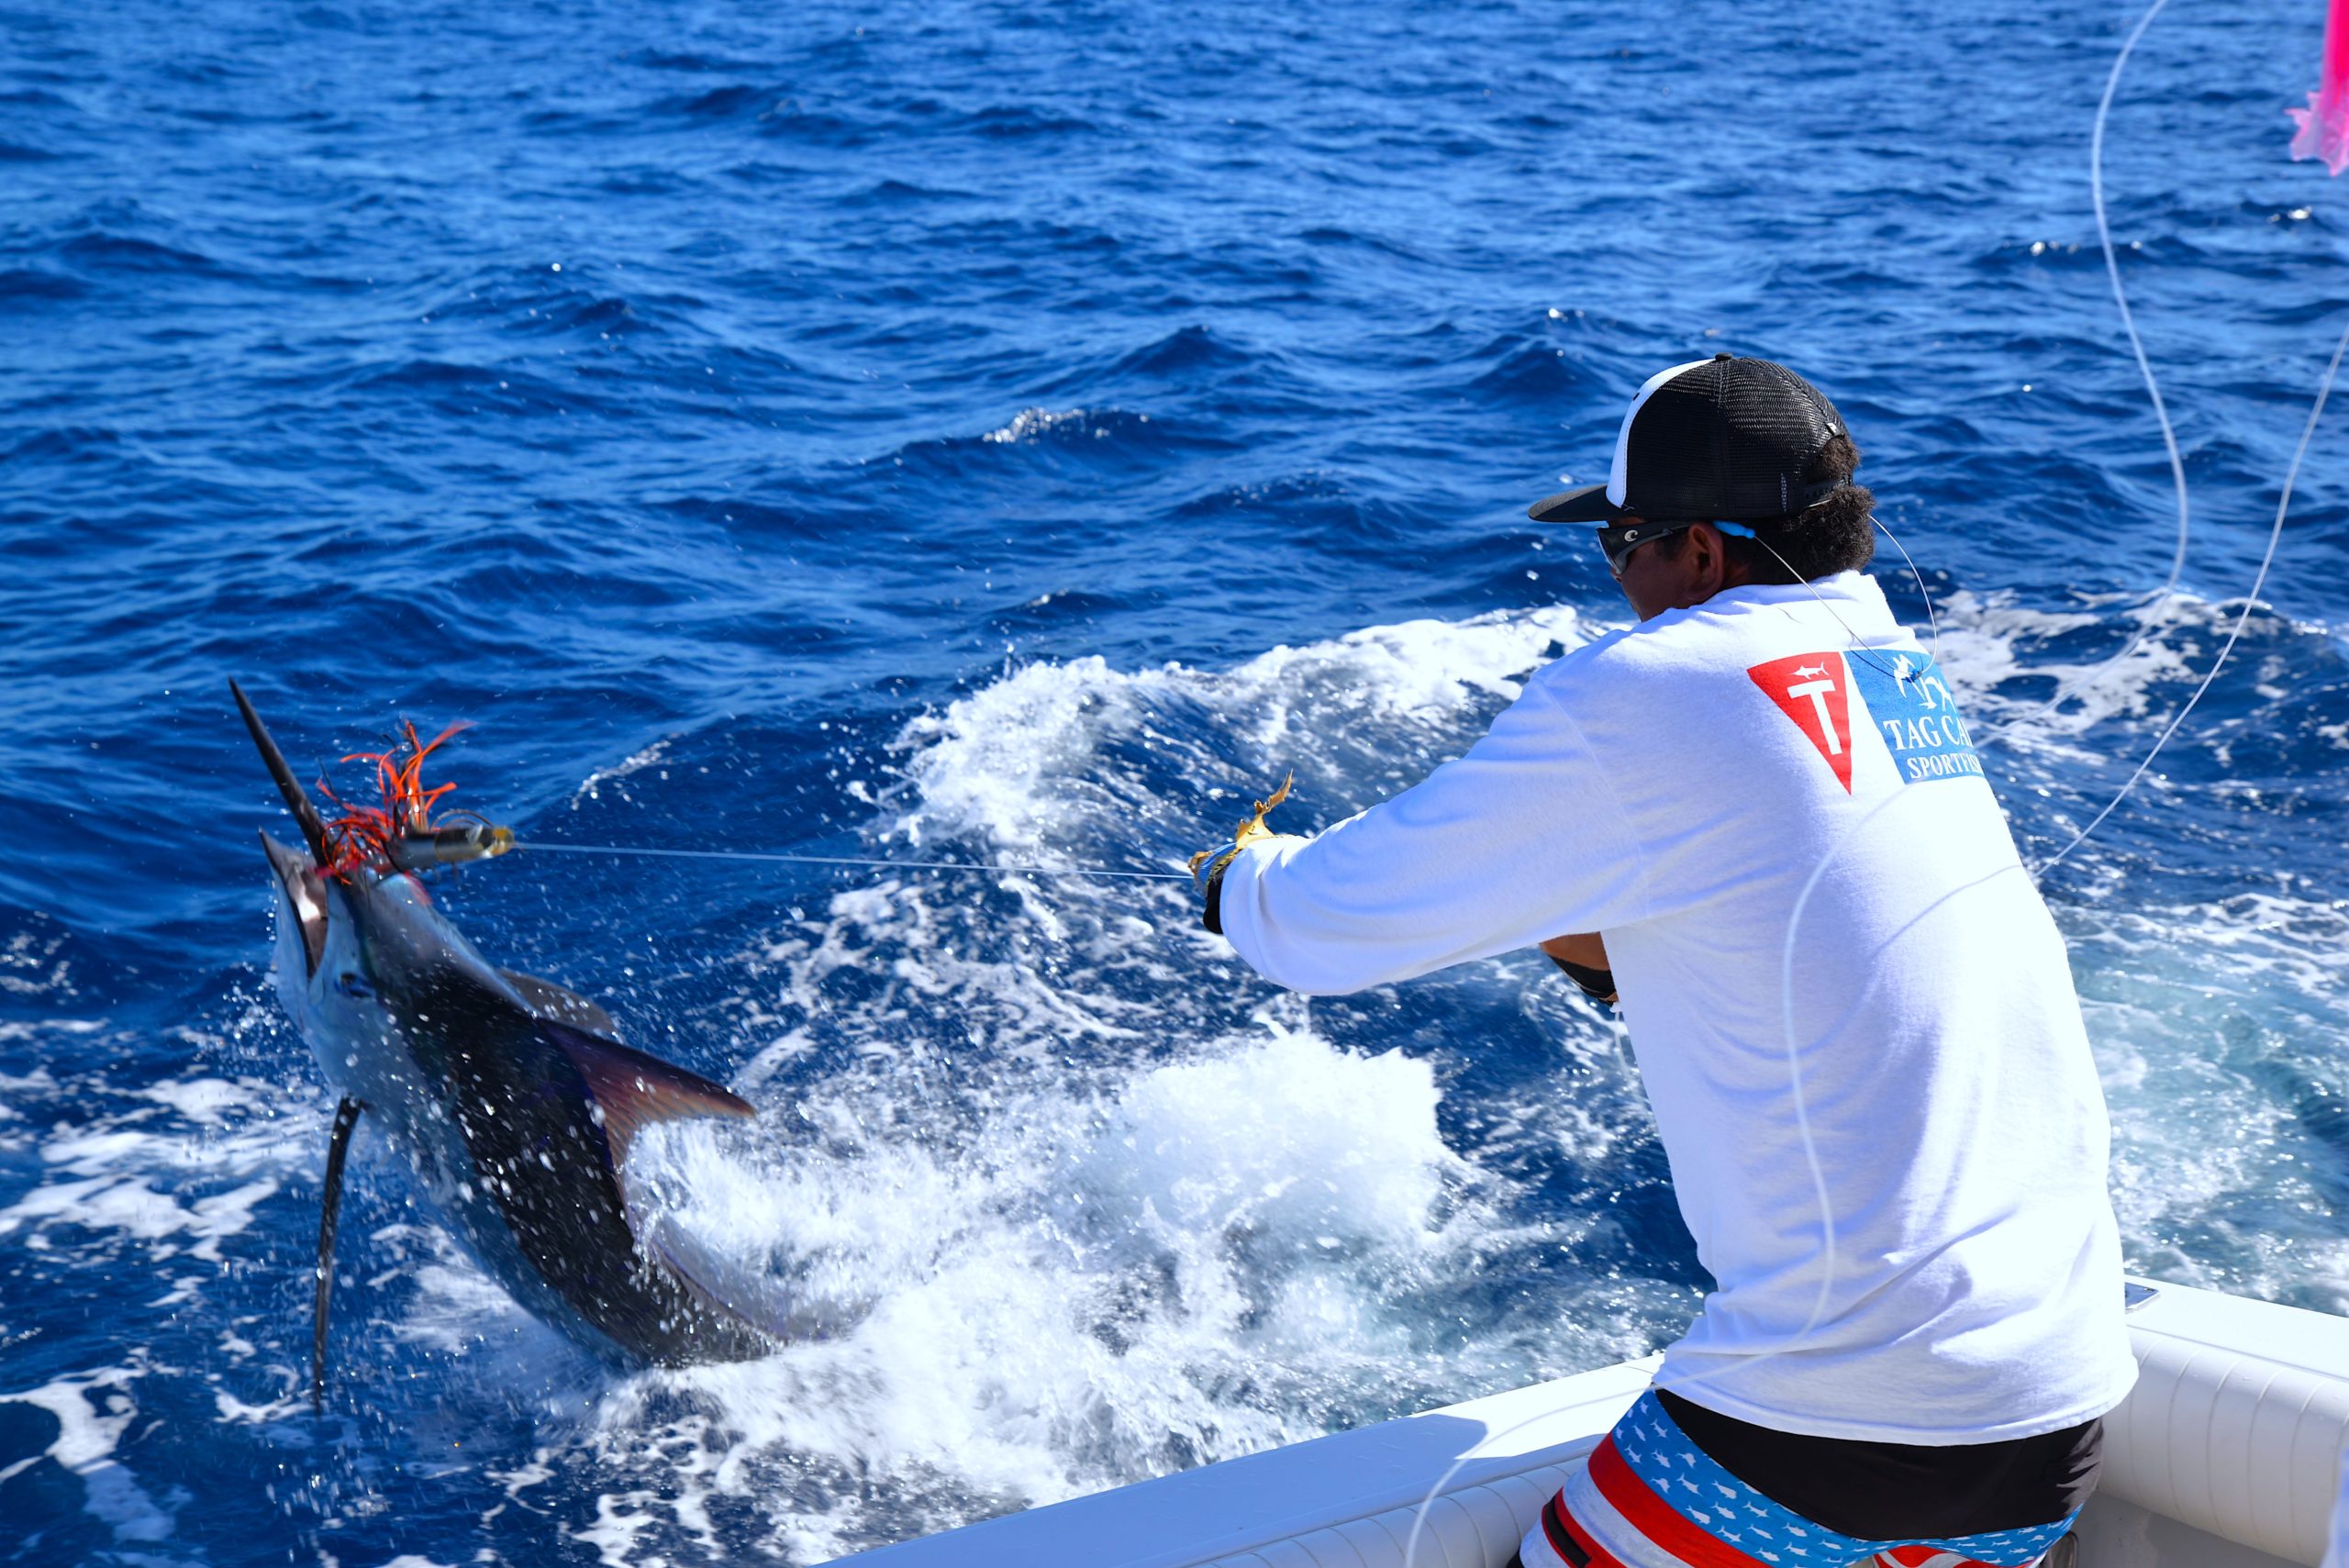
5, 0, 2349, 1562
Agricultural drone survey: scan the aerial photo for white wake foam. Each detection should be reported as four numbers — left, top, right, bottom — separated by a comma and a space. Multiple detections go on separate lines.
603, 1022, 1526, 1562
892, 601, 1591, 858
19, 581, 2342, 1566
541, 599, 1647, 1562
0, 1359, 179, 1549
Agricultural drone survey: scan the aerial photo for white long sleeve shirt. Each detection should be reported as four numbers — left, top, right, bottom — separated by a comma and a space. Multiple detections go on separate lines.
1216, 572, 2138, 1444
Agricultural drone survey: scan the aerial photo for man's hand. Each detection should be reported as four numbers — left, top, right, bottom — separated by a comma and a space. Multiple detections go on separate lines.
1192, 773, 1296, 934
1541, 931, 1617, 1005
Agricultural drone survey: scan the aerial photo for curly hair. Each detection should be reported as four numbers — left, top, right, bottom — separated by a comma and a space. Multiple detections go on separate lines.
1655, 432, 1875, 584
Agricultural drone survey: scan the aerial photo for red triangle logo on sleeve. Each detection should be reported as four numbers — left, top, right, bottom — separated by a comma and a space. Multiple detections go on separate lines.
1747, 651, 1854, 793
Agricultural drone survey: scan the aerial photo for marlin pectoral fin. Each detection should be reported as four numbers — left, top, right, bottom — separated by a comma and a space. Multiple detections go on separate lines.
313, 1095, 363, 1412
540, 1020, 754, 1177
498, 969, 621, 1040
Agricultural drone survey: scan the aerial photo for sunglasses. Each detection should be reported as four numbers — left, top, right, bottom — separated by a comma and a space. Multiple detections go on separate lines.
1594, 519, 1758, 579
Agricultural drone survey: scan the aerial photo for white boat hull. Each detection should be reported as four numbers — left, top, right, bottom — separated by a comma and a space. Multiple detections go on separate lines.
839, 1278, 2349, 1568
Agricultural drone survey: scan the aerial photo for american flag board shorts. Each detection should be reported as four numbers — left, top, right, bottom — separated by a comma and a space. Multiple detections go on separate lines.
1517, 1393, 2079, 1568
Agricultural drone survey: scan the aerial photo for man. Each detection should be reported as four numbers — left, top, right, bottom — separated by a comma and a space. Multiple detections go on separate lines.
1194, 355, 2134, 1568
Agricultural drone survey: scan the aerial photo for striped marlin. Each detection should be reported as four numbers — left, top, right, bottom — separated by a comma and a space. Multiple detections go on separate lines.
228, 682, 776, 1406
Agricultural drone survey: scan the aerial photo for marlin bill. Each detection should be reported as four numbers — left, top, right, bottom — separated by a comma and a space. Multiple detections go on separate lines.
228, 681, 777, 1407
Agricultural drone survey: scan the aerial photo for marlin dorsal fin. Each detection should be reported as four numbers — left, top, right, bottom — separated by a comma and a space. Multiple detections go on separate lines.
499, 969, 620, 1039
541, 1022, 754, 1175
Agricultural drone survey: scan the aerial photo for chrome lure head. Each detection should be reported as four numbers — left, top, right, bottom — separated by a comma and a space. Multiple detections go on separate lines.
384, 822, 514, 873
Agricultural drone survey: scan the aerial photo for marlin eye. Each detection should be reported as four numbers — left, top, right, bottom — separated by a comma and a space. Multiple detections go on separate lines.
336, 973, 373, 999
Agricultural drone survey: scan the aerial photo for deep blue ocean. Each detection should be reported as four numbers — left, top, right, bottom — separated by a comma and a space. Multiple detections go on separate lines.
6, 1, 2349, 1562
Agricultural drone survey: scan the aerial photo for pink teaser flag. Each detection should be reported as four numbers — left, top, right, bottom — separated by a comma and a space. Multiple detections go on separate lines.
2290, 0, 2349, 173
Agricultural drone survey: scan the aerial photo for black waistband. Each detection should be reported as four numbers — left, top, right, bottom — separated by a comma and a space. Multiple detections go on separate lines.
1653, 1388, 2102, 1540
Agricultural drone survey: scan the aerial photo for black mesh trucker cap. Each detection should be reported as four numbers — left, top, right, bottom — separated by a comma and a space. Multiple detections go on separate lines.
1528, 353, 1847, 526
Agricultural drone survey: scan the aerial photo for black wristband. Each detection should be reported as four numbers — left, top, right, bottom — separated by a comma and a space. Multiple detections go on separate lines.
1201, 867, 1226, 935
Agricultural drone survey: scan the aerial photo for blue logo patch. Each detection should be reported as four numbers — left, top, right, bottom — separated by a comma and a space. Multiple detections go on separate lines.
1846, 651, 1983, 784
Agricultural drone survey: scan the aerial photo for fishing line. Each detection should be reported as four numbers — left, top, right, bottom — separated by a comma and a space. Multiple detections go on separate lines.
1977, 0, 2190, 745
1731, 517, 1941, 681
514, 840, 1195, 882
1869, 512, 1943, 660
2033, 307, 2349, 874
1912, 0, 2337, 878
